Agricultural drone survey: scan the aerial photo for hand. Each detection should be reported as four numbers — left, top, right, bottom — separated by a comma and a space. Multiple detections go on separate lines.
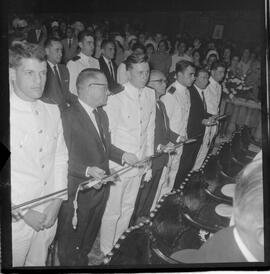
86, 166, 106, 180
178, 135, 187, 143
159, 142, 175, 153
22, 209, 46, 232
12, 203, 23, 222
42, 199, 63, 229
122, 152, 139, 166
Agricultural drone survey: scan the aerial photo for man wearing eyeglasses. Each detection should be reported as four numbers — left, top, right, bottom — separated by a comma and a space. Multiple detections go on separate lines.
131, 70, 183, 223
100, 53, 156, 255
57, 68, 137, 266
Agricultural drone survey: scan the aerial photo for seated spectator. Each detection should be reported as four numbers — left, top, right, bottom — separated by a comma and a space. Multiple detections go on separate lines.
124, 35, 137, 59
204, 51, 219, 72
150, 40, 172, 76
114, 36, 125, 66
94, 28, 104, 59
171, 158, 264, 263
221, 46, 232, 68
146, 43, 155, 61
170, 40, 193, 72
238, 48, 252, 77
61, 26, 79, 64
192, 50, 202, 68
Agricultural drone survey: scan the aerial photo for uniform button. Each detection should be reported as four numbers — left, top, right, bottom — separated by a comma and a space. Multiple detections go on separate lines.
44, 181, 47, 185
42, 164, 45, 168
35, 110, 39, 115
38, 129, 43, 134
140, 120, 142, 124
140, 107, 143, 111
19, 144, 23, 148
39, 148, 43, 152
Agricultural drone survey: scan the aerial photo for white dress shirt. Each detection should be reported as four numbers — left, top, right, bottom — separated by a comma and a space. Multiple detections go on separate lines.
104, 82, 156, 174
204, 76, 222, 115
67, 52, 100, 95
161, 80, 190, 137
233, 228, 258, 262
10, 86, 68, 211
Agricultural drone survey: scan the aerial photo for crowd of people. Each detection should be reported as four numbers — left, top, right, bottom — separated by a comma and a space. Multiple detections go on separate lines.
9, 15, 263, 267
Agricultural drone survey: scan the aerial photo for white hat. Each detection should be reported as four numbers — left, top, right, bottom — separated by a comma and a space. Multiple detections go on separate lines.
51, 21, 59, 28
206, 50, 219, 60
115, 35, 124, 47
127, 35, 137, 44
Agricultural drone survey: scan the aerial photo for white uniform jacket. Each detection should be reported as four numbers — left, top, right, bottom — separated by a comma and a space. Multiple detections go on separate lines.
205, 76, 222, 115
66, 52, 100, 95
10, 90, 68, 210
161, 80, 190, 137
104, 82, 156, 175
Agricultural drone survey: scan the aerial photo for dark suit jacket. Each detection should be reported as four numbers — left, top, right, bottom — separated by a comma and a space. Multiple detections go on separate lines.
171, 226, 248, 263
27, 28, 45, 44
42, 63, 77, 111
62, 101, 124, 197
154, 101, 179, 170
99, 56, 118, 92
187, 85, 211, 139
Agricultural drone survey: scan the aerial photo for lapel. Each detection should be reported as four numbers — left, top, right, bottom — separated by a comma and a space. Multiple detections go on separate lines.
100, 56, 112, 80
75, 101, 106, 152
192, 86, 205, 109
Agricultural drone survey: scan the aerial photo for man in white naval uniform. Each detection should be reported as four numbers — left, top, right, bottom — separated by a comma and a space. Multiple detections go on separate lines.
161, 60, 195, 191
9, 42, 68, 266
67, 30, 100, 95
193, 61, 226, 171
100, 54, 156, 255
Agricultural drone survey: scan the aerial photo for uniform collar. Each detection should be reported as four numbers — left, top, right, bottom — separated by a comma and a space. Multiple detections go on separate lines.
233, 227, 258, 262
209, 76, 219, 87
174, 80, 188, 92
79, 52, 93, 63
125, 82, 145, 99
10, 81, 39, 112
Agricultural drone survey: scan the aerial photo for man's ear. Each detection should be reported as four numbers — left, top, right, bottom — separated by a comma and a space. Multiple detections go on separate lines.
9, 68, 16, 81
126, 69, 131, 81
45, 47, 50, 56
78, 42, 83, 50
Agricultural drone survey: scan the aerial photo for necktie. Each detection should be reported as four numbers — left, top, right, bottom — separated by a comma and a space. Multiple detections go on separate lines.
157, 101, 167, 131
201, 90, 207, 111
93, 109, 107, 152
53, 65, 62, 91
68, 39, 71, 48
109, 61, 115, 80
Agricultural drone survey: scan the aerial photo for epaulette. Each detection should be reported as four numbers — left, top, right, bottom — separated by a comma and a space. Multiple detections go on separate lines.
168, 86, 176, 94
71, 55, 81, 61
110, 83, 125, 94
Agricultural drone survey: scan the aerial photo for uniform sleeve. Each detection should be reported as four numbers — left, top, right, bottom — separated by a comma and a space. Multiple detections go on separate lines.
117, 63, 128, 85
161, 93, 177, 132
104, 95, 120, 134
53, 114, 68, 200
146, 92, 156, 157
66, 61, 78, 96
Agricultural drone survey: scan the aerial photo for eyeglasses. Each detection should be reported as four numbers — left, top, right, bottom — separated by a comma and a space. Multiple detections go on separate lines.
149, 79, 167, 84
88, 83, 108, 90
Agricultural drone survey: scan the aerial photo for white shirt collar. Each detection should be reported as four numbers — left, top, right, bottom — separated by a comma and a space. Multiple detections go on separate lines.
194, 84, 205, 98
47, 60, 58, 71
102, 55, 111, 65
233, 227, 258, 262
209, 76, 219, 87
78, 98, 94, 114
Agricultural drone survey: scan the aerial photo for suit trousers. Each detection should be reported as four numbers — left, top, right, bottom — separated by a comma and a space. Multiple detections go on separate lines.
130, 167, 164, 225
57, 186, 109, 266
12, 218, 57, 266
173, 136, 203, 189
100, 173, 143, 255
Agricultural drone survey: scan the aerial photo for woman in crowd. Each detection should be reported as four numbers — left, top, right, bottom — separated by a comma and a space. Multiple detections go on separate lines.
150, 40, 172, 76
192, 50, 202, 68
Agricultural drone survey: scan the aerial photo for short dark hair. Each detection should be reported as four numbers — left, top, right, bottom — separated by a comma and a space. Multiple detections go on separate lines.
125, 53, 149, 70
101, 39, 115, 49
44, 37, 62, 49
195, 67, 209, 78
78, 30, 94, 43
175, 60, 195, 74
131, 42, 146, 54
76, 68, 104, 91
9, 41, 46, 68
210, 61, 226, 71
158, 40, 169, 51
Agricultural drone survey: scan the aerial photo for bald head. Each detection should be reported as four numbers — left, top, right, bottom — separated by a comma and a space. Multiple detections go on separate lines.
148, 70, 167, 99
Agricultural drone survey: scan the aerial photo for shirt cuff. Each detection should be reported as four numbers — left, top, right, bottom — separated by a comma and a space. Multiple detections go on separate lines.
85, 167, 90, 178
176, 136, 181, 143
157, 144, 162, 152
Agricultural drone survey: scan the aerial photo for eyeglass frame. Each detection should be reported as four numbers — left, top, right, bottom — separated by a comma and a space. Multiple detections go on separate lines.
149, 79, 167, 84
